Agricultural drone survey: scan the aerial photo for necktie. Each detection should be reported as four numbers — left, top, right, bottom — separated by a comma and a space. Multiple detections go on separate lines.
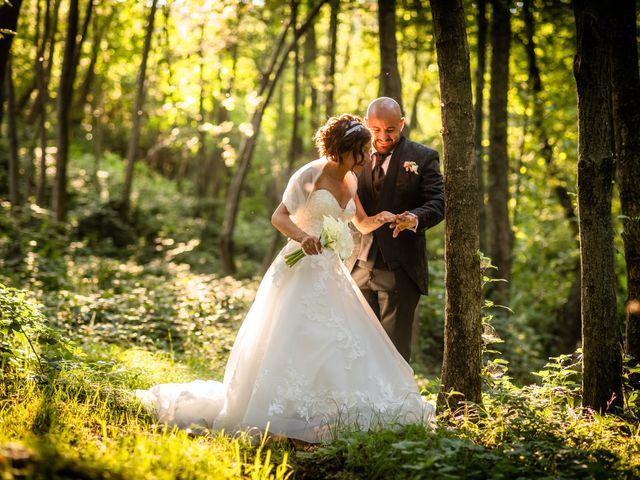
372, 152, 386, 196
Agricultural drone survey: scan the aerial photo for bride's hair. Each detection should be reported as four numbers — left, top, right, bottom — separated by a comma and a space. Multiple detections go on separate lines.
313, 114, 371, 167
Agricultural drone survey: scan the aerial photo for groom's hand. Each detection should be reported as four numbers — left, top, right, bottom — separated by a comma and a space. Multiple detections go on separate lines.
300, 234, 322, 255
390, 212, 418, 238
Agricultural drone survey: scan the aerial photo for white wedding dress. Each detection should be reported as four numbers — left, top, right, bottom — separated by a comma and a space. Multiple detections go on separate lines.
136, 159, 435, 443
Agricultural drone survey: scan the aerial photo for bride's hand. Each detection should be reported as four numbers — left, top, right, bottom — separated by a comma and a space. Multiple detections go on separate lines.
375, 211, 397, 225
300, 234, 322, 255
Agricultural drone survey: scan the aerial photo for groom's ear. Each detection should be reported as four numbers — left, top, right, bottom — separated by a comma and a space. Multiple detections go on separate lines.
399, 117, 405, 132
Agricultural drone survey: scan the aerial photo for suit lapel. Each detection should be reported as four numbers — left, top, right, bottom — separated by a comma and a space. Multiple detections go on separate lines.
376, 136, 407, 210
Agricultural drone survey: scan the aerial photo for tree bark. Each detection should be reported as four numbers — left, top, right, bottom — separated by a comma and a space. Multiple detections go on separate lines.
71, 0, 94, 75
377, 0, 404, 112
610, 0, 640, 386
262, 4, 304, 273
195, 23, 210, 199
73, 9, 113, 127
325, 0, 338, 117
0, 0, 23, 130
408, 76, 424, 134
573, 0, 623, 412
31, 0, 60, 205
53, 0, 80, 222
430, 0, 483, 408
487, 0, 512, 304
474, 0, 488, 254
121, 0, 159, 215
519, 0, 581, 355
263, 10, 304, 273
6, 58, 20, 208
219, 0, 328, 275
303, 1, 319, 135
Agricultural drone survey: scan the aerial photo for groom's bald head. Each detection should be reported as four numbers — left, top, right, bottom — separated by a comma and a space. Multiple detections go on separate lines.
366, 97, 403, 121
365, 97, 404, 155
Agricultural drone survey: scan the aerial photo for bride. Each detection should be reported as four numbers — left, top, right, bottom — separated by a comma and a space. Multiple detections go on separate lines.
136, 114, 436, 443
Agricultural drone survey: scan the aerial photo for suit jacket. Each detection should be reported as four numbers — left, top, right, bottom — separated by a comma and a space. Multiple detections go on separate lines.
347, 136, 444, 295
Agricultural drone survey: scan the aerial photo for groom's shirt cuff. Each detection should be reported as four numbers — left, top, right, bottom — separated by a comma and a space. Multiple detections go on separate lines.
407, 212, 418, 232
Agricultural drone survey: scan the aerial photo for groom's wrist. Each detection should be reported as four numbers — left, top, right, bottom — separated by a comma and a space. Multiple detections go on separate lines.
407, 212, 418, 232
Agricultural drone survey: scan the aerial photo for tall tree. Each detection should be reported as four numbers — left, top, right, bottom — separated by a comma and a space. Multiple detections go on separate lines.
121, 0, 159, 215
262, 1, 304, 273
610, 0, 640, 383
573, 0, 622, 412
219, 0, 328, 274
377, 0, 404, 112
430, 0, 482, 407
6, 58, 20, 208
303, 1, 319, 135
195, 21, 210, 199
473, 0, 488, 254
73, 8, 114, 127
325, 0, 338, 117
521, 0, 581, 355
487, 0, 512, 303
53, 0, 80, 221
35, 0, 62, 206
0, 0, 23, 130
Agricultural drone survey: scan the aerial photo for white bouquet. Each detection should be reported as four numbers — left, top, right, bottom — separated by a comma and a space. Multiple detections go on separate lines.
285, 215, 354, 267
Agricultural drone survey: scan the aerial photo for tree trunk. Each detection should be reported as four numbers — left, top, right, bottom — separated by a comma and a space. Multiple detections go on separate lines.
521, 0, 581, 355
53, 0, 80, 222
73, 10, 113, 127
303, 1, 319, 136
325, 0, 338, 117
610, 0, 640, 386
219, 0, 327, 275
6, 58, 20, 208
121, 0, 159, 215
71, 0, 94, 74
26, 0, 61, 120
33, 0, 58, 205
474, 0, 488, 254
263, 7, 303, 274
0, 0, 23, 130
573, 0, 623, 412
487, 0, 512, 304
195, 23, 210, 199
377, 0, 404, 112
408, 77, 424, 134
210, 56, 236, 200
430, 0, 483, 408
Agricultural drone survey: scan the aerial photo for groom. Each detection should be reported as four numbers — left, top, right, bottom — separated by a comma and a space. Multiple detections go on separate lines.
348, 97, 444, 362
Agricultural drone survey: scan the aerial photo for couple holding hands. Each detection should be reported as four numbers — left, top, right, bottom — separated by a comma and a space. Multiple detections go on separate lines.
138, 97, 445, 443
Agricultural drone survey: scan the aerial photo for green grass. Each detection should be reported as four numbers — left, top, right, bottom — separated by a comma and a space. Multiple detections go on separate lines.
2, 258, 639, 479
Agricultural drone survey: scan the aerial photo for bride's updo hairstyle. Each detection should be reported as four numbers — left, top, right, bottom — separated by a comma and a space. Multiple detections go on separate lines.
313, 114, 371, 168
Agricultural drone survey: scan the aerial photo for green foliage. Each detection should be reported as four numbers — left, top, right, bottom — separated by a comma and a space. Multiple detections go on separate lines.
0, 284, 74, 388
0, 203, 70, 291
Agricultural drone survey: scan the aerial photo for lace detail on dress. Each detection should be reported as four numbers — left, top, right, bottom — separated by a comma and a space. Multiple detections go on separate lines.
300, 289, 365, 366
263, 359, 428, 427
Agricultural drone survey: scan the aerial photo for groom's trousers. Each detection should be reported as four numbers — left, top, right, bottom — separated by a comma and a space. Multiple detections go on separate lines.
352, 251, 421, 362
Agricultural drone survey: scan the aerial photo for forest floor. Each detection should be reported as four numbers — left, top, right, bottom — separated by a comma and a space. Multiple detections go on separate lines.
1, 155, 639, 479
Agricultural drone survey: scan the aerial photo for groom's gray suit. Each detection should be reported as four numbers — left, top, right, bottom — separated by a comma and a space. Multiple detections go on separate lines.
347, 135, 444, 361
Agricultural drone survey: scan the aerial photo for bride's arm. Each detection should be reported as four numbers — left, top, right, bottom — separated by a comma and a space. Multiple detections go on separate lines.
351, 194, 396, 235
271, 203, 322, 255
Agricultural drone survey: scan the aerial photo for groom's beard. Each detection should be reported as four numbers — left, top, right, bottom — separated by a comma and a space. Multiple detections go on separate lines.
374, 138, 399, 155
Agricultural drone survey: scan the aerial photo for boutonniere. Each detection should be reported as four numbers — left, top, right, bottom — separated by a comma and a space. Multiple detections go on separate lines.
403, 161, 419, 175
